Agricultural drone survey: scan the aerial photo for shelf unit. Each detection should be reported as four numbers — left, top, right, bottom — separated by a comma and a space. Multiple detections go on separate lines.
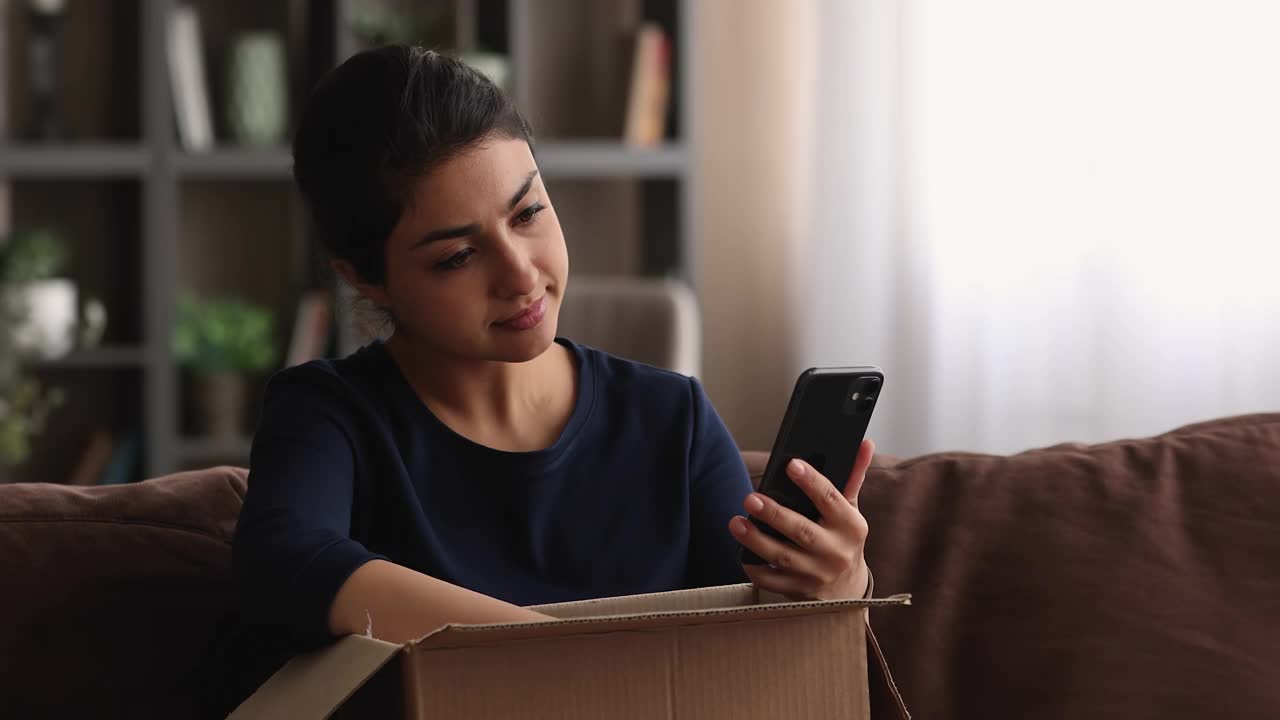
0, 141, 691, 181
34, 345, 149, 369
1, 0, 696, 480
0, 144, 151, 177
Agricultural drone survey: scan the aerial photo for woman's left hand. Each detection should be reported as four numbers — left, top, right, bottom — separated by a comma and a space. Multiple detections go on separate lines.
730, 439, 874, 601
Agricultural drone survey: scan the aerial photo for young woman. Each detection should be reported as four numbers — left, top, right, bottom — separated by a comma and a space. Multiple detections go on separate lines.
232, 45, 874, 654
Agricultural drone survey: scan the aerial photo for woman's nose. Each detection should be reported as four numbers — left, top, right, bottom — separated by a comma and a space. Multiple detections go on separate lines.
493, 234, 539, 297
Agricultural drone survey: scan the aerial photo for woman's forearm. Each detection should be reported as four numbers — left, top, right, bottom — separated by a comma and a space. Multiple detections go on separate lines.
328, 559, 552, 642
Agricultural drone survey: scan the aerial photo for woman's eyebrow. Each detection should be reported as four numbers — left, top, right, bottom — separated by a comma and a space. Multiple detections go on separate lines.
507, 169, 540, 210
415, 222, 480, 247
413, 169, 541, 249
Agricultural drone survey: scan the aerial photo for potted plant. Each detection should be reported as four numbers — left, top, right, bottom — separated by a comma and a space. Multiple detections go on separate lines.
0, 226, 106, 476
1, 226, 77, 361
172, 292, 277, 438
0, 374, 65, 470
346, 3, 510, 92
346, 1, 451, 48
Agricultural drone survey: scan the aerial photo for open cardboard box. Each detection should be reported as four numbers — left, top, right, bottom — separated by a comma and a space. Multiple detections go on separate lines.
229, 583, 911, 719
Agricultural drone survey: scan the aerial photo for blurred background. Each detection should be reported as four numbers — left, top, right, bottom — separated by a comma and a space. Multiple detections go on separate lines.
0, 0, 1277, 486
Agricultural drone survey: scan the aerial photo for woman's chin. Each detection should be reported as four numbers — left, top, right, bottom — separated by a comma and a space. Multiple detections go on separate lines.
489, 318, 558, 363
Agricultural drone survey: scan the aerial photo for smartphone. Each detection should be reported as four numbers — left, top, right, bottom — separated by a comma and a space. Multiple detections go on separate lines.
740, 366, 884, 565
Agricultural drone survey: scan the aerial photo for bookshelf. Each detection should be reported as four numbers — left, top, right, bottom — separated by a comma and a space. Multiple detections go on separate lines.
34, 345, 148, 369
165, 141, 690, 181
0, 145, 151, 177
0, 0, 697, 481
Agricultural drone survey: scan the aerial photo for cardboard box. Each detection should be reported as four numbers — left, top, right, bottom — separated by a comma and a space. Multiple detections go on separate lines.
229, 583, 911, 719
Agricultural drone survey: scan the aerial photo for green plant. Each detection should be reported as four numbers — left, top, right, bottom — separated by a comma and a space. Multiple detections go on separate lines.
0, 376, 65, 466
172, 293, 277, 374
0, 227, 67, 283
0, 226, 72, 468
346, 1, 451, 47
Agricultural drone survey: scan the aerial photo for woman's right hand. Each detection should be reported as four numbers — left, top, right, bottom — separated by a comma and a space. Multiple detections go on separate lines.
330, 560, 552, 641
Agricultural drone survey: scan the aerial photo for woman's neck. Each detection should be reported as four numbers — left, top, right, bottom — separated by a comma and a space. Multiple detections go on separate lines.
383, 334, 575, 450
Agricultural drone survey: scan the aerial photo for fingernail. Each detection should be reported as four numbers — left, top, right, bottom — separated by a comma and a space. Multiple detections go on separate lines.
730, 517, 748, 537
745, 495, 764, 513
788, 459, 805, 477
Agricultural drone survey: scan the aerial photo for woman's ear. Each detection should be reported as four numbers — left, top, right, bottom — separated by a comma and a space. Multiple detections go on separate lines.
330, 258, 392, 308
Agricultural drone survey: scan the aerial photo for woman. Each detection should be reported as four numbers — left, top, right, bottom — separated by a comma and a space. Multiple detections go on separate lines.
233, 45, 874, 653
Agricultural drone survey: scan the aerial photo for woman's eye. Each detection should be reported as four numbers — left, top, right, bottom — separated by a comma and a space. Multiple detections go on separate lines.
435, 247, 475, 271
515, 203, 545, 226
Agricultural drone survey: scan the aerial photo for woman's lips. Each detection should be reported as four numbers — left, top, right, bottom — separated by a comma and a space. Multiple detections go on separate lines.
495, 296, 547, 331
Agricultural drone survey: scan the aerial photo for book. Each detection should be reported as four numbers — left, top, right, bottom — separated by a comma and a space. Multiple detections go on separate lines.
622, 22, 672, 147
284, 290, 333, 368
166, 5, 215, 151
67, 428, 114, 486
99, 430, 140, 486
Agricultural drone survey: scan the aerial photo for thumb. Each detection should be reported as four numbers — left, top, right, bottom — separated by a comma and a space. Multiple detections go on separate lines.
843, 439, 876, 506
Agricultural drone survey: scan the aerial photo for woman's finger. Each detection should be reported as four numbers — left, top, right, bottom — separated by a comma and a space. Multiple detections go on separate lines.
742, 563, 813, 600
742, 486, 848, 559
730, 515, 828, 580
783, 458, 857, 527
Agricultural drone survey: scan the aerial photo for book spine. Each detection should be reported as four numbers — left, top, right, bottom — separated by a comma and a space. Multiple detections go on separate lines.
623, 23, 672, 147
67, 429, 115, 486
166, 6, 214, 151
99, 430, 140, 485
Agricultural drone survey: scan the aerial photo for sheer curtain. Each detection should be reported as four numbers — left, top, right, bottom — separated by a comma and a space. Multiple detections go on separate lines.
800, 0, 1280, 457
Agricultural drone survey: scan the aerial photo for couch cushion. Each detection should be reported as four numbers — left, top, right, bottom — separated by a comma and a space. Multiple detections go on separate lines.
746, 413, 1280, 720
0, 466, 248, 720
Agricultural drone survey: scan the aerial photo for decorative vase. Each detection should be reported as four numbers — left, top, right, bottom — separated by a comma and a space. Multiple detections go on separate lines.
195, 371, 247, 438
4, 278, 77, 360
25, 0, 67, 140
224, 31, 287, 146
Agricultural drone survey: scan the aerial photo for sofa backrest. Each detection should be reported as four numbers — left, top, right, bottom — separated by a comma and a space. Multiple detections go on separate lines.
741, 412, 1280, 720
0, 465, 248, 719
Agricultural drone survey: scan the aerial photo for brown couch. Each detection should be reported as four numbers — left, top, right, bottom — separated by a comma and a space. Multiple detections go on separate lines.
2, 414, 1278, 719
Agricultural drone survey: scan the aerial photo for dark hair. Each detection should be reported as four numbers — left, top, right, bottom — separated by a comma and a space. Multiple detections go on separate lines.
292, 45, 533, 286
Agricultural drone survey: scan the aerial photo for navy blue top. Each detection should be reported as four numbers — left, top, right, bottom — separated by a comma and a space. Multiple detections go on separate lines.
232, 338, 753, 650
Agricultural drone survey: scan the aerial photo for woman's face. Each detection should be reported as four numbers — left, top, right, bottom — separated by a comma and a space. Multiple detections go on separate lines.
369, 137, 569, 364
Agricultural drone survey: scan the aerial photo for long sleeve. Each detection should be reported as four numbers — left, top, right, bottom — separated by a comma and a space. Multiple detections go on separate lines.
232, 370, 386, 649
684, 376, 755, 587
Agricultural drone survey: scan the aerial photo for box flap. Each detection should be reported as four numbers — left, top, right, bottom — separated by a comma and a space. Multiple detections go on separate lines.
530, 582, 757, 618
530, 582, 908, 619
867, 619, 912, 720
415, 590, 911, 652
227, 634, 403, 720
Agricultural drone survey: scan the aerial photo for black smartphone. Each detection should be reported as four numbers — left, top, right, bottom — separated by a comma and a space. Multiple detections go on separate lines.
740, 366, 884, 565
